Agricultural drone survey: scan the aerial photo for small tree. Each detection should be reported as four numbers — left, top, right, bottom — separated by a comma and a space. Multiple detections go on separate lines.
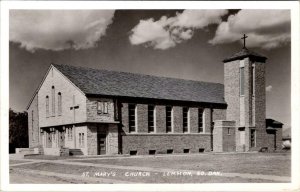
9, 108, 28, 153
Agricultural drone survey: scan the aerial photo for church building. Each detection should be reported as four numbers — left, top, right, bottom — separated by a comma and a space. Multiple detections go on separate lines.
26, 43, 282, 156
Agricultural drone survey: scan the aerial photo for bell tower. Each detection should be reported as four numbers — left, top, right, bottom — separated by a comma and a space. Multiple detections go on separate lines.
223, 34, 267, 152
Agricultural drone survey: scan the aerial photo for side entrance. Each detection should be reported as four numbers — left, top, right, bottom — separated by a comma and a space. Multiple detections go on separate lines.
97, 134, 106, 155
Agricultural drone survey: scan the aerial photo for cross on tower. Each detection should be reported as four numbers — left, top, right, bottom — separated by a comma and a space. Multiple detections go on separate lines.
241, 34, 248, 48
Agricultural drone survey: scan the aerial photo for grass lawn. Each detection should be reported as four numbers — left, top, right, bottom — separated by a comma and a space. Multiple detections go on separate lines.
10, 162, 279, 183
72, 152, 291, 176
9, 160, 30, 165
10, 152, 290, 183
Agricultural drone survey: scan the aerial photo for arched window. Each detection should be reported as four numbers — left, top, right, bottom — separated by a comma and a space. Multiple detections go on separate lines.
58, 92, 62, 115
52, 86, 55, 116
46, 96, 49, 117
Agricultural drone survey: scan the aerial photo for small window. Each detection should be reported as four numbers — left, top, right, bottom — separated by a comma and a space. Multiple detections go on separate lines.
128, 104, 136, 132
130, 150, 137, 155
167, 149, 173, 154
166, 106, 172, 133
103, 102, 109, 114
98, 101, 109, 114
97, 101, 103, 114
199, 148, 205, 153
227, 128, 231, 135
183, 149, 190, 153
149, 150, 156, 155
46, 96, 49, 117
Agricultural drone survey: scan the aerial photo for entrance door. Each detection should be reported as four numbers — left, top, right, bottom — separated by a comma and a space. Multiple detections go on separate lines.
97, 134, 106, 155
239, 130, 245, 151
59, 131, 65, 148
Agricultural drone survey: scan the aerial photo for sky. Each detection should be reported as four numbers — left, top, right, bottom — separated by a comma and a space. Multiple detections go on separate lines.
9, 9, 291, 128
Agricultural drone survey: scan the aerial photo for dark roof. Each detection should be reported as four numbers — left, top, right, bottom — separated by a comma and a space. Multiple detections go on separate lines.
53, 64, 226, 105
223, 48, 267, 63
266, 118, 283, 129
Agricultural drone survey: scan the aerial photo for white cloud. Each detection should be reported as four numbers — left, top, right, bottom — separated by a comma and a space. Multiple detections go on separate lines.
10, 10, 115, 52
129, 10, 228, 50
209, 10, 291, 49
266, 85, 273, 92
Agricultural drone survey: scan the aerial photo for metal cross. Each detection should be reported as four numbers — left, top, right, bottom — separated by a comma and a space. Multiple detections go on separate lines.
241, 34, 248, 48
70, 95, 79, 122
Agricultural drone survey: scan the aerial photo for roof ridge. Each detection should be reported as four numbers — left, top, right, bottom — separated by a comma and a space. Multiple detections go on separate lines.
52, 63, 224, 86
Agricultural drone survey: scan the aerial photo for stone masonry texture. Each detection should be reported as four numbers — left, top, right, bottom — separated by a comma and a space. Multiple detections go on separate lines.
28, 94, 40, 147
28, 51, 281, 155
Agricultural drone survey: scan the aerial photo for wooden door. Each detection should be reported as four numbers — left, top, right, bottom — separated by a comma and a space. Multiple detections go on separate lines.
59, 131, 65, 148
97, 134, 106, 155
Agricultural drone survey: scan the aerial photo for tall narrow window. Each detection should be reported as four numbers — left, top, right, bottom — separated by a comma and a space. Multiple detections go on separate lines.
58, 92, 62, 115
79, 133, 82, 147
240, 67, 245, 96
250, 129, 256, 147
183, 107, 189, 133
67, 126, 73, 140
31, 110, 34, 139
46, 96, 49, 117
97, 101, 103, 114
252, 65, 255, 96
148, 105, 155, 132
103, 102, 109, 114
82, 133, 85, 147
198, 108, 204, 133
51, 86, 55, 116
166, 106, 172, 133
128, 104, 136, 132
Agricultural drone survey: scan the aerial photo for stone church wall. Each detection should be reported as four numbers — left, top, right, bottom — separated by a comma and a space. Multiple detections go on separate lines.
119, 102, 224, 154
86, 98, 115, 122
28, 94, 40, 148
38, 66, 87, 128
122, 134, 211, 155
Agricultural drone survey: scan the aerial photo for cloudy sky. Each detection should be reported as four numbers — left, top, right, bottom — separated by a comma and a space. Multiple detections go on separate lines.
9, 9, 291, 128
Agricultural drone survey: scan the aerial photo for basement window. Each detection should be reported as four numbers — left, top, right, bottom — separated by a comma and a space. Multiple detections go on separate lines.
130, 150, 137, 156
167, 149, 173, 154
183, 149, 190, 153
149, 150, 156, 155
199, 148, 205, 153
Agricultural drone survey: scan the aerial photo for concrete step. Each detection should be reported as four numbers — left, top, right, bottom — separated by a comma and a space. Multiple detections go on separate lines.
69, 149, 83, 156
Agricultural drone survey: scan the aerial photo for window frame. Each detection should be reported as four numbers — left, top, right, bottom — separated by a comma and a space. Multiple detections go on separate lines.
166, 106, 173, 133
58, 92, 62, 116
103, 102, 109, 114
240, 67, 245, 96
46, 96, 49, 117
128, 104, 137, 133
148, 105, 155, 133
198, 108, 204, 133
183, 107, 189, 133
250, 129, 256, 147
51, 86, 55, 116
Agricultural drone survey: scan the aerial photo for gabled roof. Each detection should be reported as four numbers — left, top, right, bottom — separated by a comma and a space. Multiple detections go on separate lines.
52, 64, 226, 105
223, 48, 267, 63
